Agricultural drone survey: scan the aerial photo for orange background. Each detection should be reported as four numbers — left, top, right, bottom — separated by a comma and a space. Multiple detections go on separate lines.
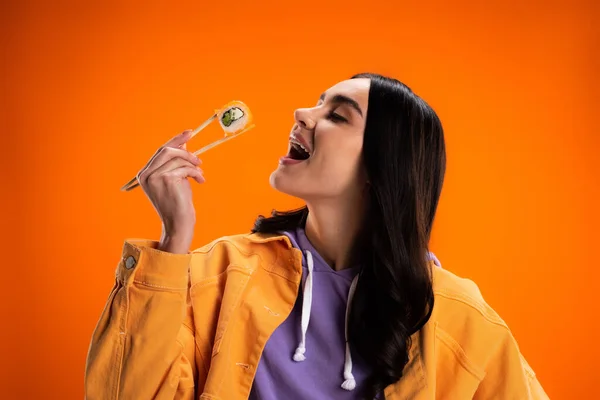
2, 0, 598, 398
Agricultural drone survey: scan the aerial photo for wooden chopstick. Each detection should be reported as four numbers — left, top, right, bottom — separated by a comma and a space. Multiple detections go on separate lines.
122, 124, 255, 192
119, 113, 217, 191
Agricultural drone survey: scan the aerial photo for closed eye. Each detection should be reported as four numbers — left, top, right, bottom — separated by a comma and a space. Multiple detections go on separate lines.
327, 112, 347, 123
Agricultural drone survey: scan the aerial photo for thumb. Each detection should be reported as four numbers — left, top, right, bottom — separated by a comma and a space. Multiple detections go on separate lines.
166, 129, 193, 149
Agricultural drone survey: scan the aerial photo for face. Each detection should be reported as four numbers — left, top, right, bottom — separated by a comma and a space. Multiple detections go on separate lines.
270, 78, 370, 201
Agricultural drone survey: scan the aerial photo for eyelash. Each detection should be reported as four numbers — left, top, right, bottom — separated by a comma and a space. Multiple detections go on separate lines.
327, 111, 347, 123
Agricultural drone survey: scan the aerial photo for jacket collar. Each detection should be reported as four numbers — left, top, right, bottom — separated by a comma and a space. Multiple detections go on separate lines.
245, 232, 294, 248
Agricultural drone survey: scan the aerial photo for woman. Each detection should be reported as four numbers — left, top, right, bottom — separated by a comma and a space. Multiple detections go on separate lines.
85, 74, 548, 399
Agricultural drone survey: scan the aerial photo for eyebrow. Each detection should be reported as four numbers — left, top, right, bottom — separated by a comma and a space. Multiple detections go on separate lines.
319, 93, 363, 117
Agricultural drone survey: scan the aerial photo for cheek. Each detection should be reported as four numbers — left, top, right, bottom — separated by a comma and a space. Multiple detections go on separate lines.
313, 135, 363, 179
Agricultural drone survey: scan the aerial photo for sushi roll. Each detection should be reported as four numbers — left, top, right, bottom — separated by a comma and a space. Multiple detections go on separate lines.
217, 100, 254, 137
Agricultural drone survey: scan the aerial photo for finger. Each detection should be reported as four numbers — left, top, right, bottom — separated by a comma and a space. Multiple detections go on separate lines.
157, 165, 205, 185
148, 157, 202, 182
149, 130, 195, 165
153, 147, 201, 168
164, 129, 194, 148
137, 130, 194, 179
139, 148, 201, 182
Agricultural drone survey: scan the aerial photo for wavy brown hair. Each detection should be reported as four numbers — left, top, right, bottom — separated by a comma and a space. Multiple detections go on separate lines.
252, 73, 446, 398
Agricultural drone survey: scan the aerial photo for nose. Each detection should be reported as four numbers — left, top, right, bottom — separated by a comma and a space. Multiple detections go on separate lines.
294, 107, 316, 130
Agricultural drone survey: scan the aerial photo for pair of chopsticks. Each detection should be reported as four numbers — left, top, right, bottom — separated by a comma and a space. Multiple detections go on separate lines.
120, 113, 253, 192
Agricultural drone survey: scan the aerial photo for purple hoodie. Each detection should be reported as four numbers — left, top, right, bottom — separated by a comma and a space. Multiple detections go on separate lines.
249, 227, 372, 399
249, 228, 442, 399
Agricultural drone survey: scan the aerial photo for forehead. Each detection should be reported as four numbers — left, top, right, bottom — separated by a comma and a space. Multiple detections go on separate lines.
324, 78, 370, 106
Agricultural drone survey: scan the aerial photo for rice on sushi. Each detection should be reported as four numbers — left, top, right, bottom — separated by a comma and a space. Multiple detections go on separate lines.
217, 101, 253, 137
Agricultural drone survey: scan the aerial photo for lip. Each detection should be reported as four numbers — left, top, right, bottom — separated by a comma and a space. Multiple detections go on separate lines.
279, 156, 305, 165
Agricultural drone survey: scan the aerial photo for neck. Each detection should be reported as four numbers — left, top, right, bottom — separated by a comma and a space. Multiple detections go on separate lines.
304, 195, 366, 271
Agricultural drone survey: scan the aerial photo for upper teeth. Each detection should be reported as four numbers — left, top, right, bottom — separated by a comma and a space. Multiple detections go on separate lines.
290, 136, 309, 154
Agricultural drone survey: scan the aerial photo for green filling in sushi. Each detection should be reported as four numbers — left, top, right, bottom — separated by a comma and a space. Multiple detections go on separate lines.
221, 107, 245, 127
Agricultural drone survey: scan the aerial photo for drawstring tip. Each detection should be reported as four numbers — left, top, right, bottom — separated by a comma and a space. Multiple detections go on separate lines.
341, 377, 356, 391
293, 347, 306, 362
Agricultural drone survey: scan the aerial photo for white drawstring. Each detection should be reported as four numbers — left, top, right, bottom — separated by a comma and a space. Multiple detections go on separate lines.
293, 250, 314, 362
291, 247, 440, 392
341, 274, 359, 391
291, 249, 360, 391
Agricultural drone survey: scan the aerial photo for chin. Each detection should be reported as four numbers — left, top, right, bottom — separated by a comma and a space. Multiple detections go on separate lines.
269, 167, 289, 193
269, 167, 306, 199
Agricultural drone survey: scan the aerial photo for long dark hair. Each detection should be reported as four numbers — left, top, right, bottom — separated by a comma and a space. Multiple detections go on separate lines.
252, 73, 446, 398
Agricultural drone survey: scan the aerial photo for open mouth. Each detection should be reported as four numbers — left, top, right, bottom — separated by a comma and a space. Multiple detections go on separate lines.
287, 140, 311, 161
284, 133, 312, 162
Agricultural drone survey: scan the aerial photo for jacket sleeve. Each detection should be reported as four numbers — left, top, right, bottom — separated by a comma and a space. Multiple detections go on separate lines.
85, 240, 197, 400
473, 325, 549, 399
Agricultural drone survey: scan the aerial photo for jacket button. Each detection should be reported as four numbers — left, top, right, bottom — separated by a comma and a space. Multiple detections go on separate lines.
125, 255, 137, 270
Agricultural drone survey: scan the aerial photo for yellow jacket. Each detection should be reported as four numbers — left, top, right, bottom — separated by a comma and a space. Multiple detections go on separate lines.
85, 233, 548, 399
